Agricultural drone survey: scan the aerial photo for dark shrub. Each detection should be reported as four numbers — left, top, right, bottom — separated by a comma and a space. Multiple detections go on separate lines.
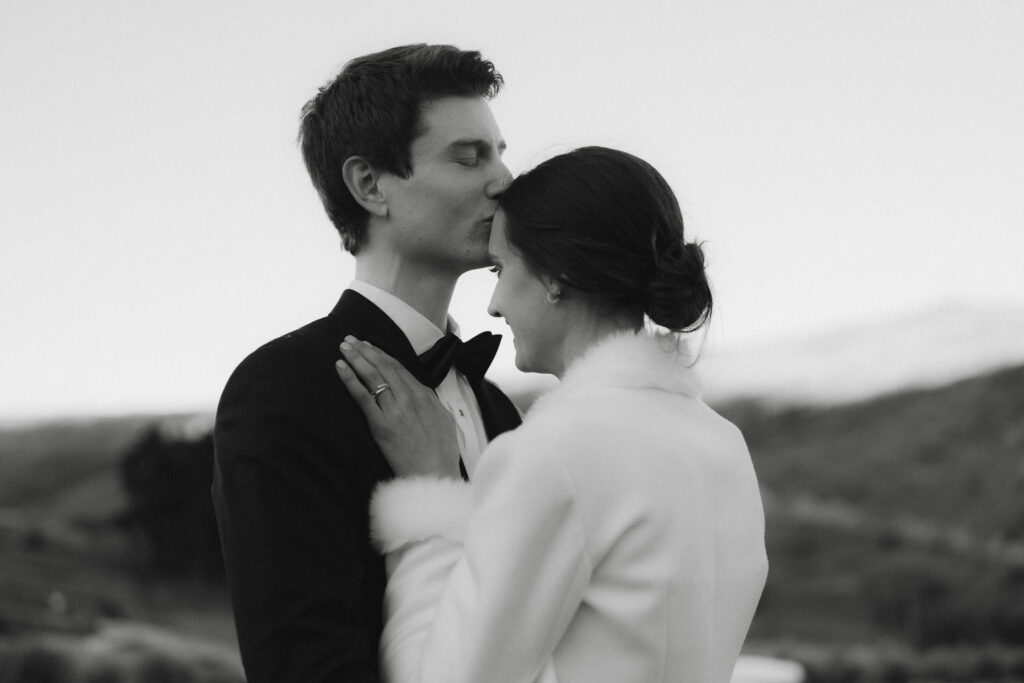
119, 427, 223, 581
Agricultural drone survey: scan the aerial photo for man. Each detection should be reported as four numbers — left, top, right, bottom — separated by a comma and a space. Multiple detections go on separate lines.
212, 44, 522, 682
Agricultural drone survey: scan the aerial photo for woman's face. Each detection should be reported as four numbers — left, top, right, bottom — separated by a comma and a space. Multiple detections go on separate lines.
486, 211, 567, 375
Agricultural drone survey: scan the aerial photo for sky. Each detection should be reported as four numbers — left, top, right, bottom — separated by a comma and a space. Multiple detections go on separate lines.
2, 0, 1022, 420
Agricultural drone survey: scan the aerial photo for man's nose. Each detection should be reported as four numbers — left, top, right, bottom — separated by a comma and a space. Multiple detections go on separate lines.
486, 161, 513, 198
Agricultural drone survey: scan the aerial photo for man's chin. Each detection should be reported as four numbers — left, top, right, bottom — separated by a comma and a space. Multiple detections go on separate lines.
457, 246, 494, 271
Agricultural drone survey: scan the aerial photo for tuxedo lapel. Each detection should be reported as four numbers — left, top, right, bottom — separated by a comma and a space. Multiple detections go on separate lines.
471, 379, 523, 440
328, 290, 420, 371
330, 288, 523, 442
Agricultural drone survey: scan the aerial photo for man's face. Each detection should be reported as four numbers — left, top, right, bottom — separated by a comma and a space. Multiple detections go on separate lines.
377, 96, 511, 274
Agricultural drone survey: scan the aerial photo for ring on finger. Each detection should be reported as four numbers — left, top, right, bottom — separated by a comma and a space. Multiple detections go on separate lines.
370, 383, 391, 400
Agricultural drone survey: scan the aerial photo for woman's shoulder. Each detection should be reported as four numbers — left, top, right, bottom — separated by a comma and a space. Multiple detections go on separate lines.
496, 385, 667, 468
502, 381, 745, 474
486, 332, 746, 466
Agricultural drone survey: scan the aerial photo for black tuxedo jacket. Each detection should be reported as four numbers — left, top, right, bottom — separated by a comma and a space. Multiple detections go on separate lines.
212, 290, 522, 683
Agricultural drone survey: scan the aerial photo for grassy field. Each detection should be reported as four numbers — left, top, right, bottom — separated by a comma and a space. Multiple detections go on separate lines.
2, 365, 1023, 681
0, 414, 240, 682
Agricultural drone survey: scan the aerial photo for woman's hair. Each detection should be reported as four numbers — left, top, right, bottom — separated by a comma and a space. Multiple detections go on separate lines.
498, 146, 712, 333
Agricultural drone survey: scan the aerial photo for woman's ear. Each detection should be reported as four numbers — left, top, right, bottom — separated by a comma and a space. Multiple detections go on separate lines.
539, 273, 565, 303
342, 156, 388, 217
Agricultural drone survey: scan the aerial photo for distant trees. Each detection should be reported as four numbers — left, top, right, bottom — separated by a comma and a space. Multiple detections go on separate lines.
118, 426, 223, 580
862, 556, 967, 647
862, 554, 1024, 648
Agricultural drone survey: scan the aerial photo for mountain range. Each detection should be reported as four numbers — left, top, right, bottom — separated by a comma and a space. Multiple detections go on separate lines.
698, 300, 1024, 407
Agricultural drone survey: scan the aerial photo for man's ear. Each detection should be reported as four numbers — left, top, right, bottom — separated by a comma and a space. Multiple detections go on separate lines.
342, 156, 388, 217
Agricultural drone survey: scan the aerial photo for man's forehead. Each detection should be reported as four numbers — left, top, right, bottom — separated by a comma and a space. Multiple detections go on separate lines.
415, 96, 504, 149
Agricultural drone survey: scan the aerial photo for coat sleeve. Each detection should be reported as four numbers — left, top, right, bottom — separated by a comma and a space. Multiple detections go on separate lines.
212, 346, 382, 683
370, 436, 591, 683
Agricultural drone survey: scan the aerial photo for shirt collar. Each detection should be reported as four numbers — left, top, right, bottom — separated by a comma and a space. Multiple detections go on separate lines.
348, 280, 460, 355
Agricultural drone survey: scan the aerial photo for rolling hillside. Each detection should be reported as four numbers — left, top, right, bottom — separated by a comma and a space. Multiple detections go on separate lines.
699, 301, 1024, 407
721, 362, 1024, 543
0, 413, 208, 508
2, 359, 1023, 678
720, 362, 1024, 653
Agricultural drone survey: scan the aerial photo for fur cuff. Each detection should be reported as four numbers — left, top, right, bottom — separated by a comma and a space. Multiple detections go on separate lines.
369, 476, 473, 553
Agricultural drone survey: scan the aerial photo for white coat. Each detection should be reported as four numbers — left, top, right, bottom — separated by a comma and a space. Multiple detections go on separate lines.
370, 331, 768, 683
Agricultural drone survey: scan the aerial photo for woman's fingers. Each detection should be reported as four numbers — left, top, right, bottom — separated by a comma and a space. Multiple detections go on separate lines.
338, 338, 392, 395
335, 336, 462, 480
350, 338, 419, 394
334, 359, 382, 420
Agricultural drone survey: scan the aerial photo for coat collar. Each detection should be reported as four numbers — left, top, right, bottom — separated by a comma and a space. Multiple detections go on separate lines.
529, 331, 703, 417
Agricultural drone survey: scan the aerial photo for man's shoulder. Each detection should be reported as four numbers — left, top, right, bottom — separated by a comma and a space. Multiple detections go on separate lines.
218, 290, 394, 403
234, 315, 339, 374
219, 311, 363, 407
259, 314, 342, 355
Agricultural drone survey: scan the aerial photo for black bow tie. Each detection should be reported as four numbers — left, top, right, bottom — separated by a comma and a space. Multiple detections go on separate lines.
416, 332, 501, 388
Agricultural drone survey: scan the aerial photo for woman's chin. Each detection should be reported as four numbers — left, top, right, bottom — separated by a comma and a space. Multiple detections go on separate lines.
512, 336, 561, 377
514, 349, 551, 376
513, 353, 532, 373
512, 344, 537, 374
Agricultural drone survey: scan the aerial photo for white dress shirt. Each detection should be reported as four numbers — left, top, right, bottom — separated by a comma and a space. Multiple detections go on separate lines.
347, 280, 489, 476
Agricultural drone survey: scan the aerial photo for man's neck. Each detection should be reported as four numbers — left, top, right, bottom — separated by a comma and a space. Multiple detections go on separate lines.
354, 255, 457, 331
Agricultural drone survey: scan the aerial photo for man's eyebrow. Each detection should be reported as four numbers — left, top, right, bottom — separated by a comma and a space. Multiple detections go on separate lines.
448, 138, 507, 153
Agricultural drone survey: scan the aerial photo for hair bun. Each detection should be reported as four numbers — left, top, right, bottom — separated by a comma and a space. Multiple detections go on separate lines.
496, 146, 713, 333
644, 240, 712, 332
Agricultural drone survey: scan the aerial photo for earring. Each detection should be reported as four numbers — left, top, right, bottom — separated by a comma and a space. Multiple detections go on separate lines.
546, 290, 561, 304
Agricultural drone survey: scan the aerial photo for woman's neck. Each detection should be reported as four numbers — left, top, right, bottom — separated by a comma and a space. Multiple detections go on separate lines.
554, 309, 641, 379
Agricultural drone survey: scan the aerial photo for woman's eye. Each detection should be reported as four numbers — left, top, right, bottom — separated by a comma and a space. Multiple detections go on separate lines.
457, 156, 480, 167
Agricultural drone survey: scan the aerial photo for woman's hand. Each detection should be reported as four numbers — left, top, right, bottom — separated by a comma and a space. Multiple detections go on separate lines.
335, 336, 462, 480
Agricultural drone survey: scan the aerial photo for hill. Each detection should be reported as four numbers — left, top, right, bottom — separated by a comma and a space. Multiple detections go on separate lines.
700, 301, 1024, 406
720, 362, 1024, 544
721, 363, 1024, 651
0, 413, 209, 523
2, 364, 1023, 672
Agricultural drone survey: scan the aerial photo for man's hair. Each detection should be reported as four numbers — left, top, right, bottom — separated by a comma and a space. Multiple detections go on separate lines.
299, 44, 504, 253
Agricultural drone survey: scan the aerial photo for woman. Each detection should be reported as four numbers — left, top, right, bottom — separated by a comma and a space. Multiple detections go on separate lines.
335, 146, 767, 683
